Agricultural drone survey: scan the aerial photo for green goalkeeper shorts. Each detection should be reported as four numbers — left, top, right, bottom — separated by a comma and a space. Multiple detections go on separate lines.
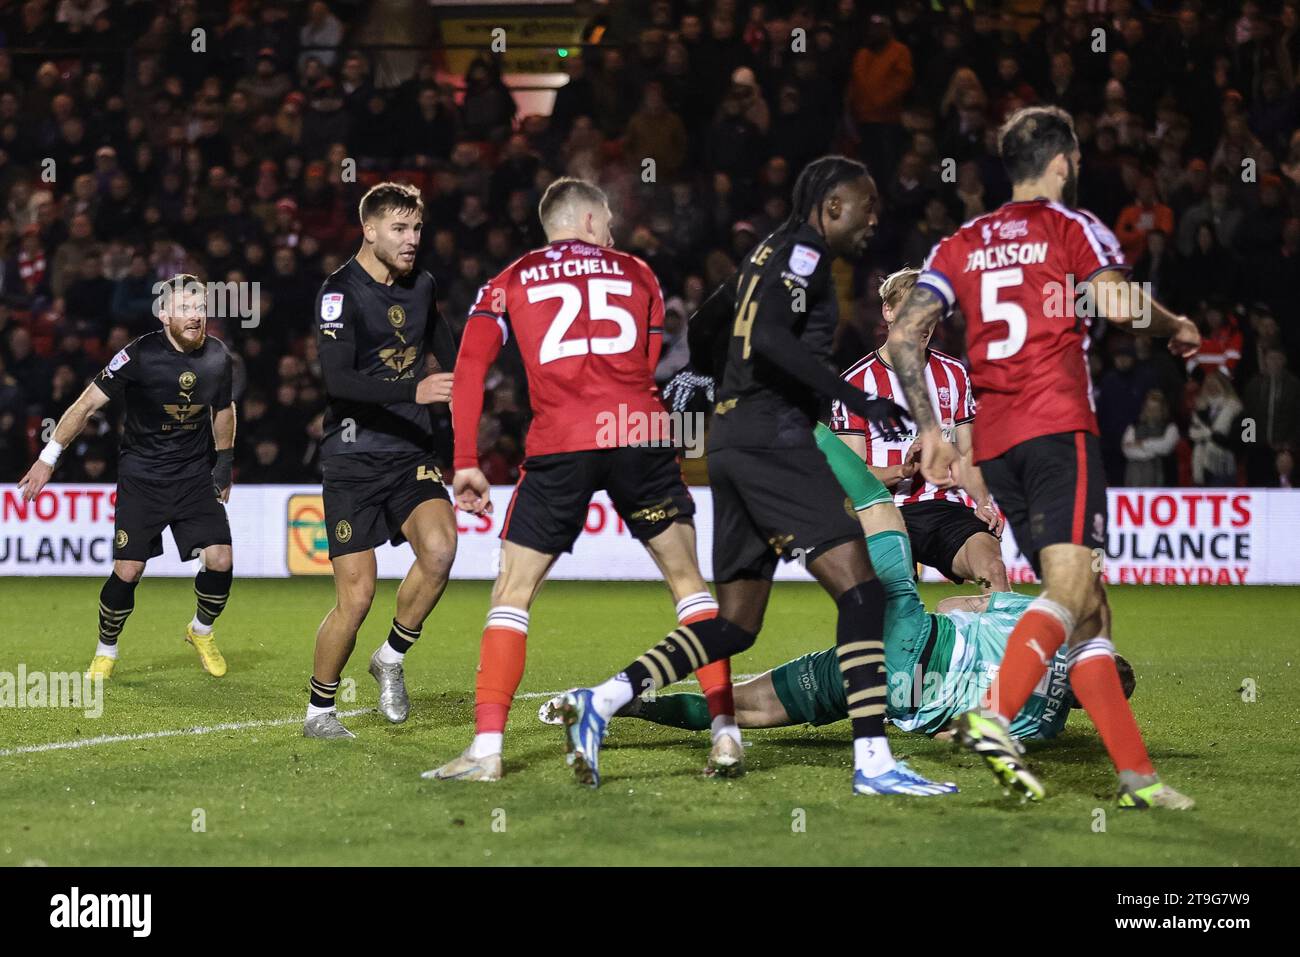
771, 646, 848, 726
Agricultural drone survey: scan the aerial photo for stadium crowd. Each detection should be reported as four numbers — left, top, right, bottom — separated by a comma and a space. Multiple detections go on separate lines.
1, 0, 1299, 490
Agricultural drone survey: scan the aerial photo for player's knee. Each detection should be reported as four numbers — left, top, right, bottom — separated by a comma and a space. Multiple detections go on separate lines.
113, 560, 145, 583
702, 617, 757, 658
203, 547, 233, 573
336, 583, 375, 624
414, 534, 455, 579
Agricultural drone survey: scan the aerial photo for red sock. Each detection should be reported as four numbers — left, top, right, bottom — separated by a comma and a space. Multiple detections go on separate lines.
679, 601, 733, 720
1068, 638, 1155, 776
987, 601, 1071, 722
474, 609, 529, 734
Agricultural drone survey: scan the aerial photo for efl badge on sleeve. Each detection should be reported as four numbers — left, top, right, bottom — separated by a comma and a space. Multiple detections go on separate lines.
321, 293, 344, 321
788, 244, 821, 277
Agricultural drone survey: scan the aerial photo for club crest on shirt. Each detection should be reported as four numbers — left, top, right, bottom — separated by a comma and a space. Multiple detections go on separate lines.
387, 304, 406, 329
179, 371, 197, 391
788, 244, 820, 277
321, 292, 343, 321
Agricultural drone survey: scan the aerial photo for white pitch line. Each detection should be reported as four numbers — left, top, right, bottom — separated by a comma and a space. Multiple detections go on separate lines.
0, 708, 374, 757
1, 675, 759, 757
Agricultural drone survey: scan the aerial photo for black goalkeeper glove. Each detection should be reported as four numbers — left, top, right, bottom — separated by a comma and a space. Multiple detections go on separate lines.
844, 395, 910, 444
661, 369, 715, 414
212, 448, 234, 499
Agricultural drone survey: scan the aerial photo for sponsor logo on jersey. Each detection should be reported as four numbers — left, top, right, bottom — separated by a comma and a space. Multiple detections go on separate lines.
107, 349, 131, 374
387, 304, 406, 329
162, 403, 205, 424
788, 243, 821, 277
380, 345, 418, 374
998, 218, 1029, 240
321, 292, 343, 320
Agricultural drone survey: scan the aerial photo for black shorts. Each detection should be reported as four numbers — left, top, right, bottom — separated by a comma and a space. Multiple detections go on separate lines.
900, 497, 995, 583
113, 471, 231, 562
978, 431, 1107, 577
501, 446, 695, 555
322, 451, 450, 559
708, 445, 861, 583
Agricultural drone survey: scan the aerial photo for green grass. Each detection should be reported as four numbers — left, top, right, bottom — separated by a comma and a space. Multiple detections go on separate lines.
1, 578, 1297, 866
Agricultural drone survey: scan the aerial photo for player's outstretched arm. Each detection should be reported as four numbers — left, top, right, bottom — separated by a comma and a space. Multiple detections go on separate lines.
745, 296, 906, 438
18, 381, 111, 501
885, 285, 956, 486
1090, 269, 1201, 358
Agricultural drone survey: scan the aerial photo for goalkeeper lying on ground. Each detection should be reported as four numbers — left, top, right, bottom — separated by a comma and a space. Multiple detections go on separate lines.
542, 424, 1133, 740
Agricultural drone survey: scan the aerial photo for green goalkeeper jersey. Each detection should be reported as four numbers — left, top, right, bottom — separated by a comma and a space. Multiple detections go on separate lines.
889, 591, 1073, 740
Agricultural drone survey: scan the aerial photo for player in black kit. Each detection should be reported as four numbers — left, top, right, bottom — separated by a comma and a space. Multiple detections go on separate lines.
304, 182, 458, 739
19, 274, 237, 680
562, 157, 957, 794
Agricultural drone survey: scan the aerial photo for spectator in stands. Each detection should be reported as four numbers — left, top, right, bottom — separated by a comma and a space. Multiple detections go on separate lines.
1187, 299, 1244, 379
1098, 337, 1157, 486
623, 81, 688, 181
1122, 389, 1180, 487
1177, 167, 1244, 256
1242, 347, 1300, 484
1115, 176, 1174, 263
848, 13, 913, 187
1189, 371, 1244, 487
1269, 446, 1296, 488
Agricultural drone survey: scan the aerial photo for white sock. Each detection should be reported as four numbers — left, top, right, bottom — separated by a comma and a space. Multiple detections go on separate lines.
306, 702, 334, 720
189, 616, 212, 635
95, 641, 119, 659
854, 736, 896, 777
711, 715, 741, 745
675, 591, 718, 622
376, 640, 404, 665
469, 732, 503, 758
591, 673, 635, 719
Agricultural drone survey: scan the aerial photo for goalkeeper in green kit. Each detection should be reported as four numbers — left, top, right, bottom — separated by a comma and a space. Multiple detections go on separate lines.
541, 424, 1134, 741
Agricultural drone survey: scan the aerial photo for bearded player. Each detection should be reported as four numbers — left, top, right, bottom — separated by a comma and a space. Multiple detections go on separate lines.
304, 182, 458, 739
888, 106, 1200, 809
19, 275, 236, 679
425, 177, 738, 782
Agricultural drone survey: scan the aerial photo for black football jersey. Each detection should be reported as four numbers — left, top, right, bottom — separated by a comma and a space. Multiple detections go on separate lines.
315, 258, 453, 459
709, 223, 839, 450
93, 331, 233, 480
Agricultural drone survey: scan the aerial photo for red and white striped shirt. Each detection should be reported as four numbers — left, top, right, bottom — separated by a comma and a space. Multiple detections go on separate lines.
830, 348, 976, 506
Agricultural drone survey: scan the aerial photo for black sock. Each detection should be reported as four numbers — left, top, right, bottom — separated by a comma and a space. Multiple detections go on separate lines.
194, 567, 233, 626
309, 676, 339, 710
98, 572, 138, 646
834, 580, 889, 740
622, 617, 756, 697
387, 619, 420, 654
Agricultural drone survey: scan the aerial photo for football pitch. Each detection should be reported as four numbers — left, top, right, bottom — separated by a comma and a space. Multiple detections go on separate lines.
1, 578, 1296, 867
